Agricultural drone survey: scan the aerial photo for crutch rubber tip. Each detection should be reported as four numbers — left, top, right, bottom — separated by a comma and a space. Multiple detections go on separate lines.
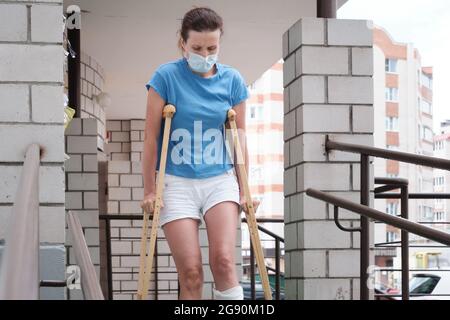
163, 104, 176, 118
227, 108, 236, 121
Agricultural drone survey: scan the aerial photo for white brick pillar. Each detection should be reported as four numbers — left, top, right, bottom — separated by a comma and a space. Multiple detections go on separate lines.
283, 18, 375, 300
65, 118, 101, 299
0, 0, 65, 299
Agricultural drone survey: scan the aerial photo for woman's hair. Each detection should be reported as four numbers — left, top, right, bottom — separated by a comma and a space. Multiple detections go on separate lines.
177, 6, 224, 55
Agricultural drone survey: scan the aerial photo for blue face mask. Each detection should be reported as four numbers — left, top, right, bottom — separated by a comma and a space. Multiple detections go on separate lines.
186, 51, 219, 73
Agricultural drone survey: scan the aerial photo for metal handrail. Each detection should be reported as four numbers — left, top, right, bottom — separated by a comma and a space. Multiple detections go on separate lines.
376, 193, 450, 199
0, 144, 41, 300
242, 217, 285, 242
320, 137, 450, 300
242, 218, 284, 300
67, 211, 104, 300
325, 136, 450, 170
306, 189, 450, 246
306, 187, 450, 300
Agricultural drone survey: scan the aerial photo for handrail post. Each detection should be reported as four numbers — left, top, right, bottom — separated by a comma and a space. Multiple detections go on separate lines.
250, 239, 256, 300
155, 237, 158, 300
360, 154, 370, 300
400, 185, 409, 300
105, 217, 113, 300
275, 239, 280, 300
374, 177, 410, 300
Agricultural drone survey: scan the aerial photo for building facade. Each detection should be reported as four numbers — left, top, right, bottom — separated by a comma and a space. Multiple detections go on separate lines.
372, 26, 434, 286
433, 121, 450, 229
241, 60, 285, 275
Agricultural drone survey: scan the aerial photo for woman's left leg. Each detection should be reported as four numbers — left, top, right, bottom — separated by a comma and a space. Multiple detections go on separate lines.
204, 201, 241, 295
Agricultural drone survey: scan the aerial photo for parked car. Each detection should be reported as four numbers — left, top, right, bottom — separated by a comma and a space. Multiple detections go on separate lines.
379, 271, 450, 300
408, 271, 450, 300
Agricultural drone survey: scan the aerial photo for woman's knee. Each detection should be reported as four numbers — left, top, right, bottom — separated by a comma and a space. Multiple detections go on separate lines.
180, 265, 204, 291
211, 253, 235, 274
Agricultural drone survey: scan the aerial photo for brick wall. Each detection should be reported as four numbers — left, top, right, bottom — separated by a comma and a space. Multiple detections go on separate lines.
79, 53, 106, 148
63, 49, 107, 151
283, 18, 375, 300
0, 0, 66, 299
64, 118, 101, 299
105, 120, 131, 161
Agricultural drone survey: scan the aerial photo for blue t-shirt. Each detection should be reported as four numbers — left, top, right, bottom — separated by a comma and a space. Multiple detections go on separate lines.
145, 57, 249, 178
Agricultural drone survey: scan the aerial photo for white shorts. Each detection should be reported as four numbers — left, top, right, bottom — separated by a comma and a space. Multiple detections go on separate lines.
156, 168, 241, 227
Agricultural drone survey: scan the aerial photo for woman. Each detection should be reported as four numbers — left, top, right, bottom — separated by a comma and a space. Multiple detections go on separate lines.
141, 6, 259, 300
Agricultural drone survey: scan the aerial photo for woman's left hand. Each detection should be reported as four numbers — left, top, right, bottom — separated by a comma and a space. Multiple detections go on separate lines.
239, 194, 260, 214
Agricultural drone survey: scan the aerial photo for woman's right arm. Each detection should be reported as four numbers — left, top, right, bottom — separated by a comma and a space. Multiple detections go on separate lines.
141, 87, 165, 213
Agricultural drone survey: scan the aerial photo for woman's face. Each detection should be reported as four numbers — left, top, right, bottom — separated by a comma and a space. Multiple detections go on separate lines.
181, 29, 221, 59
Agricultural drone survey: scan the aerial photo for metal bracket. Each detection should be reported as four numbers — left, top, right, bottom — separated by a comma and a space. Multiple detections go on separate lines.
333, 206, 362, 232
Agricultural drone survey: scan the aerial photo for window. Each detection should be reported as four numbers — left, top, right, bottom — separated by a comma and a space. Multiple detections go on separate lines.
434, 211, 445, 221
385, 59, 398, 73
422, 126, 433, 141
385, 87, 398, 101
421, 100, 432, 114
386, 202, 398, 215
421, 73, 433, 89
248, 104, 264, 121
419, 125, 433, 141
434, 140, 444, 151
410, 275, 440, 294
385, 117, 399, 131
434, 176, 445, 186
421, 206, 433, 220
250, 106, 256, 119
386, 231, 397, 243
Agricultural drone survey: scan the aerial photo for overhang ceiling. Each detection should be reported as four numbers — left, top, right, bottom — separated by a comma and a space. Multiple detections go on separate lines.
63, 0, 347, 119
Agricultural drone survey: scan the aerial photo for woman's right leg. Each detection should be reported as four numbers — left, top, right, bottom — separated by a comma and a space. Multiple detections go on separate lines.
162, 218, 203, 299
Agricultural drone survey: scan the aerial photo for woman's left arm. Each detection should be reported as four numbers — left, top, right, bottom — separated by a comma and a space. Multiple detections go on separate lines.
232, 101, 249, 195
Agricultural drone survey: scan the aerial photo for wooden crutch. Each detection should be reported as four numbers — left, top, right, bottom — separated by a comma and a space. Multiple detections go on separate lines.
226, 109, 272, 300
137, 104, 176, 300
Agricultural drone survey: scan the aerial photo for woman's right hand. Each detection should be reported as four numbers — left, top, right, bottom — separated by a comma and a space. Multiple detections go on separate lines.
140, 192, 164, 214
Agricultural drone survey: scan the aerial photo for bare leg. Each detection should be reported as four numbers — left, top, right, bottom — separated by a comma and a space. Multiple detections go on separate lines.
162, 218, 203, 299
204, 201, 240, 292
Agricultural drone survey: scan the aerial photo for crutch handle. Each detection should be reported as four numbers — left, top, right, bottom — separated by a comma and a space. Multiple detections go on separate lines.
227, 108, 236, 121
163, 104, 176, 118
